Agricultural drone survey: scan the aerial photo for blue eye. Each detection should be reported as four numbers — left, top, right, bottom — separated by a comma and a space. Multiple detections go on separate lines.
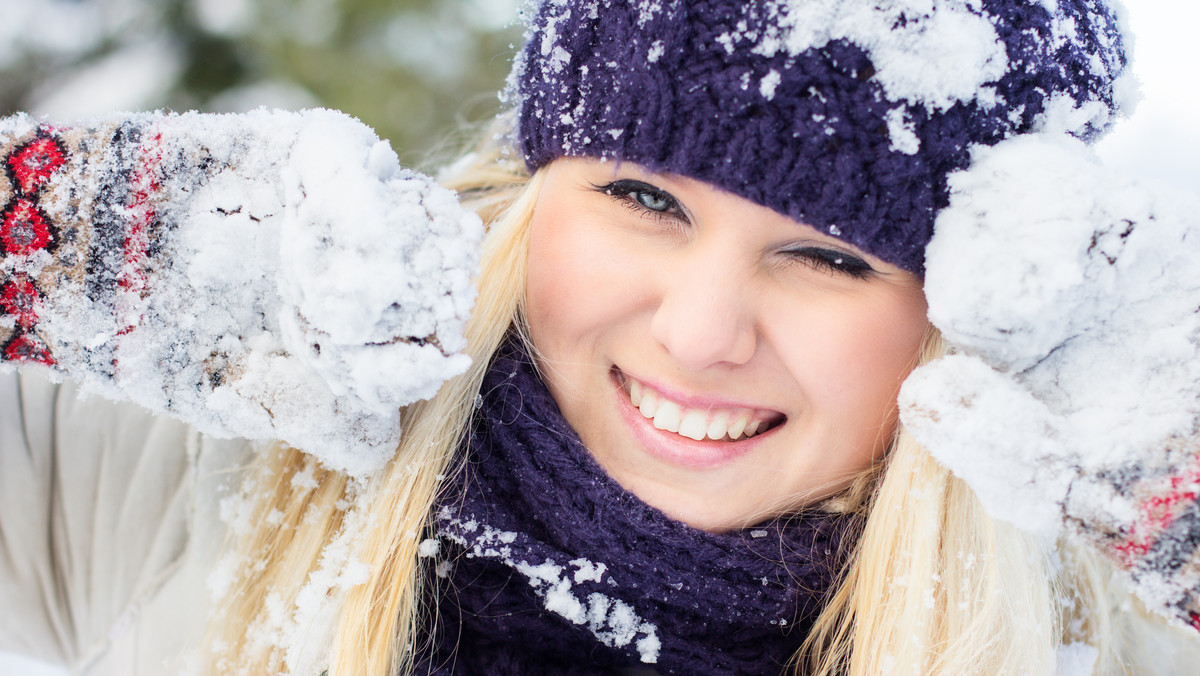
783, 246, 875, 280
595, 179, 684, 219
633, 189, 671, 212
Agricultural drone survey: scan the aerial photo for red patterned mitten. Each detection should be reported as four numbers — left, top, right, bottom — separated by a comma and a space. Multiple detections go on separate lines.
900, 133, 1200, 631
0, 110, 482, 476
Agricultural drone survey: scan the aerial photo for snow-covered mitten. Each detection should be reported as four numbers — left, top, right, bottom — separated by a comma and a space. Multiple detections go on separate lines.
899, 133, 1200, 631
0, 110, 482, 476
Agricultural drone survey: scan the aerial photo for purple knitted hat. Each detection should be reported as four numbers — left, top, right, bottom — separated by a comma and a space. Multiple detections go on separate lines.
510, 0, 1130, 274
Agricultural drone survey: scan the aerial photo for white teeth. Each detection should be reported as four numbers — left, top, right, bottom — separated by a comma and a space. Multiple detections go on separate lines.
639, 388, 659, 418
705, 410, 730, 441
625, 377, 777, 442
653, 400, 682, 433
727, 414, 749, 441
678, 410, 708, 441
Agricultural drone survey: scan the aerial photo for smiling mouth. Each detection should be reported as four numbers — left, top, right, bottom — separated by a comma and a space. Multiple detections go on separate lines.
616, 372, 786, 442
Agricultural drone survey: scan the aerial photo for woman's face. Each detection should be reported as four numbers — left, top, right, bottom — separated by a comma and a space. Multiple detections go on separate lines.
525, 158, 929, 531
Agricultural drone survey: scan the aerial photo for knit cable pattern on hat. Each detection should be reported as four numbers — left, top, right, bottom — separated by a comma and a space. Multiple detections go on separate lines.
424, 338, 852, 674
510, 0, 1129, 274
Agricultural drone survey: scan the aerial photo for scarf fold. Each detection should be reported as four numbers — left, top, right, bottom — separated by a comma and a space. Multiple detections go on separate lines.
422, 339, 852, 674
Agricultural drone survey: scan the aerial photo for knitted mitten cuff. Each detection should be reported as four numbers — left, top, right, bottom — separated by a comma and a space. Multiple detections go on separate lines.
0, 110, 482, 476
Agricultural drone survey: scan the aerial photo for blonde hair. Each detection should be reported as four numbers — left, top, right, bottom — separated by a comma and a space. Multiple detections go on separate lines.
204, 126, 1123, 675
799, 331, 1116, 676
202, 126, 539, 675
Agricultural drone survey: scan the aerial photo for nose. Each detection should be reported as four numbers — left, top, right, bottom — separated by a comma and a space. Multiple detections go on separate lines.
649, 247, 758, 370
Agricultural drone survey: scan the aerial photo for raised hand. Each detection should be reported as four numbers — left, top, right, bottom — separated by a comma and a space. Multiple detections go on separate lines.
0, 110, 482, 476
900, 133, 1200, 631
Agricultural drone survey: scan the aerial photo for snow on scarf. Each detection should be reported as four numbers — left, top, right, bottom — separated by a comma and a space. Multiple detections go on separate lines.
421, 338, 852, 674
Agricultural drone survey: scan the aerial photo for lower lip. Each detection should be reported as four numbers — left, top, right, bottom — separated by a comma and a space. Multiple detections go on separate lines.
611, 372, 778, 470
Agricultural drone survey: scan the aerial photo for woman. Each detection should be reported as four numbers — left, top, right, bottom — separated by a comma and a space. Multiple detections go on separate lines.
2, 0, 1197, 674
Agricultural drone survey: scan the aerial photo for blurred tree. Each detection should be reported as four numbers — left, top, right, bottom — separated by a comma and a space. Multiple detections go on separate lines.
0, 0, 523, 167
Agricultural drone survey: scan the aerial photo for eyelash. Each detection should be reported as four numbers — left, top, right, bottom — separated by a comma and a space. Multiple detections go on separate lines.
780, 246, 875, 280
593, 179, 874, 280
593, 180, 685, 223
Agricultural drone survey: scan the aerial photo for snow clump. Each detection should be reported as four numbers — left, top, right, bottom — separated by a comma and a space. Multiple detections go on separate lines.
901, 132, 1200, 626
0, 109, 482, 476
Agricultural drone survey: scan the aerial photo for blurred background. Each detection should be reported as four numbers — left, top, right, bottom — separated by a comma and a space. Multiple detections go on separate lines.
0, 0, 524, 169
1, 0, 1197, 189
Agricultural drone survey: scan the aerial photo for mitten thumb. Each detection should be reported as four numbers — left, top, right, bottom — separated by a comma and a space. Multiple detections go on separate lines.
900, 353, 1077, 538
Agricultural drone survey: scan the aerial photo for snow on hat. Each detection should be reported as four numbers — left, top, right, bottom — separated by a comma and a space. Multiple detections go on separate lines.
510, 0, 1131, 275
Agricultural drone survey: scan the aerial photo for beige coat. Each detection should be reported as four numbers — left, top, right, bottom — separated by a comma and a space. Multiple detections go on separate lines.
0, 368, 248, 675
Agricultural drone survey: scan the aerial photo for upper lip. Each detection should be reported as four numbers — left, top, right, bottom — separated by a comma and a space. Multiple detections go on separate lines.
614, 367, 787, 420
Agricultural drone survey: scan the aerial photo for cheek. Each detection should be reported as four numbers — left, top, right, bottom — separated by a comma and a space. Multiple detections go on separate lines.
526, 218, 578, 345
525, 206, 643, 353
771, 290, 928, 440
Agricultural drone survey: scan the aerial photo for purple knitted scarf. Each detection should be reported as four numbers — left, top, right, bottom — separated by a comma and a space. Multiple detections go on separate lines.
420, 339, 853, 674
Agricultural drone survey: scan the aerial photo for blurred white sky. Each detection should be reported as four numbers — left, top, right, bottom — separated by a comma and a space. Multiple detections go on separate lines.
1096, 0, 1200, 192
